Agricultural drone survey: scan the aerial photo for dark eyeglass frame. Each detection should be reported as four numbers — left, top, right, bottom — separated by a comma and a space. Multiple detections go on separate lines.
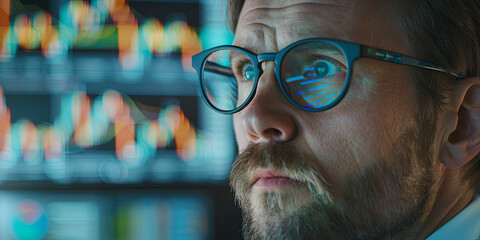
192, 38, 465, 114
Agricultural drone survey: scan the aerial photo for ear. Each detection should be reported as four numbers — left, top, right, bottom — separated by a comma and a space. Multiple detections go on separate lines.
440, 77, 480, 168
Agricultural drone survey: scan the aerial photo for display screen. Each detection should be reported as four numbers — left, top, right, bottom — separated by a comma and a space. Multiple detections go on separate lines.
0, 190, 213, 240
0, 0, 242, 239
0, 0, 235, 184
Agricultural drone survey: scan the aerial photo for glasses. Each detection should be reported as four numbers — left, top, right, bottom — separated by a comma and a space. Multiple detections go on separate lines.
192, 38, 464, 114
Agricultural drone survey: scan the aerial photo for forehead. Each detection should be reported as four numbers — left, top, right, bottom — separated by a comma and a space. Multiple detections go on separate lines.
234, 0, 404, 54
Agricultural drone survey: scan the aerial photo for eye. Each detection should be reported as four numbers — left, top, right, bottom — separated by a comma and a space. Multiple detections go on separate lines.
231, 60, 255, 81
243, 64, 255, 81
313, 60, 343, 78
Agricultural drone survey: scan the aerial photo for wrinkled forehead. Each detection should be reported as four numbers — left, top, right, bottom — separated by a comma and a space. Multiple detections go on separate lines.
233, 0, 401, 54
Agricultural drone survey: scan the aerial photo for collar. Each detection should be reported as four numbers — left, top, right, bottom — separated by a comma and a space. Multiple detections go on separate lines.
426, 194, 480, 240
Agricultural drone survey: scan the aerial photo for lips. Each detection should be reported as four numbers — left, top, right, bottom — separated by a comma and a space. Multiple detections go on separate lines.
250, 167, 299, 188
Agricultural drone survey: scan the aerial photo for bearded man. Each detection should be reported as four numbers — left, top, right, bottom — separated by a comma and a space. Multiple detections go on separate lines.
192, 0, 480, 239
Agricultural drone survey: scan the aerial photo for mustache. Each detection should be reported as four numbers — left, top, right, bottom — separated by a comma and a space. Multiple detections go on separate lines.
229, 142, 332, 204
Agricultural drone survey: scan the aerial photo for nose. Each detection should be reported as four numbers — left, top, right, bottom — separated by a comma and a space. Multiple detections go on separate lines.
235, 61, 298, 143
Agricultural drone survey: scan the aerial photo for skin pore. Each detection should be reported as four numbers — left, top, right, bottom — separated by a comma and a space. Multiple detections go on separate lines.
229, 0, 479, 239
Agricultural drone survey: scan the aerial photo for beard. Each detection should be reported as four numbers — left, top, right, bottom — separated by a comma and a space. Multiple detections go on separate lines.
229, 115, 437, 239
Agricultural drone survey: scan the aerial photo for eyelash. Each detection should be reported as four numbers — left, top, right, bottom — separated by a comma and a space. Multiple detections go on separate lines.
304, 55, 346, 71
234, 61, 252, 78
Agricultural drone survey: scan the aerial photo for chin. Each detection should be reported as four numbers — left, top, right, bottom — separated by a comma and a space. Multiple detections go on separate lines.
249, 186, 314, 221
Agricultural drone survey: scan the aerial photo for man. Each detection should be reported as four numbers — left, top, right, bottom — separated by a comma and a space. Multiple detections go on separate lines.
193, 0, 480, 239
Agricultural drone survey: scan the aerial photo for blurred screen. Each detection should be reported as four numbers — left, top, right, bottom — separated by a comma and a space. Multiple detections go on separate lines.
0, 190, 213, 240
0, 0, 235, 184
0, 0, 241, 239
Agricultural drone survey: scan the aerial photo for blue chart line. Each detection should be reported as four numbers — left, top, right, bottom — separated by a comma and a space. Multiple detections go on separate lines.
295, 84, 329, 96
286, 75, 305, 83
300, 78, 323, 85
225, 84, 238, 106
306, 84, 329, 93
315, 98, 336, 108
303, 67, 315, 71
226, 90, 237, 107
229, 77, 238, 86
305, 97, 324, 108
229, 86, 238, 97
229, 82, 238, 92
304, 95, 314, 101
325, 93, 335, 99
305, 91, 337, 108
230, 95, 238, 105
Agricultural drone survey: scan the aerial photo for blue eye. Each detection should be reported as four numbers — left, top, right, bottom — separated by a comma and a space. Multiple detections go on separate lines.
244, 64, 255, 81
314, 61, 341, 77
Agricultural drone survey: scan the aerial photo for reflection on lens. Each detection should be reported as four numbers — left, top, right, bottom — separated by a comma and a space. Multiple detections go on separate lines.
281, 41, 347, 110
202, 49, 255, 112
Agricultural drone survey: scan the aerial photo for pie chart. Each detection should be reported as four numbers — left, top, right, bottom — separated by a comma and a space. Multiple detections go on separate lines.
12, 199, 49, 240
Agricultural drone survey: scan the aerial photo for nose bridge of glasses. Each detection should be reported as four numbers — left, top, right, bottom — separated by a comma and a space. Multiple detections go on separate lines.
257, 53, 277, 74
257, 53, 276, 62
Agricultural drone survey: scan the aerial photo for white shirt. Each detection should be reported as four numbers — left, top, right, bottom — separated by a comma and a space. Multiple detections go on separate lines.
427, 195, 480, 240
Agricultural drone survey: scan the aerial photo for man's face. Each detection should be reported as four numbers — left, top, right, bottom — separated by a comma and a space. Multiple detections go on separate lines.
229, 0, 440, 238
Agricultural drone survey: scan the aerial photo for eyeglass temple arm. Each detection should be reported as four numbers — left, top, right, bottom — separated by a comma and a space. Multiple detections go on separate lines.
204, 61, 234, 77
361, 46, 464, 79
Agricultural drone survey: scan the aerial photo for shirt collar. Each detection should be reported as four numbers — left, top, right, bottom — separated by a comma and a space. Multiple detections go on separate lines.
426, 194, 480, 240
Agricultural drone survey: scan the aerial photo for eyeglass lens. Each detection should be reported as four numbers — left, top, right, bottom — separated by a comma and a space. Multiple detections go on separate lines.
201, 41, 348, 112
280, 41, 347, 109
202, 49, 255, 111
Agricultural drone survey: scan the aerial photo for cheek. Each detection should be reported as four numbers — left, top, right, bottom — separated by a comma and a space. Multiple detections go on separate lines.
301, 79, 417, 182
233, 115, 249, 152
301, 113, 380, 179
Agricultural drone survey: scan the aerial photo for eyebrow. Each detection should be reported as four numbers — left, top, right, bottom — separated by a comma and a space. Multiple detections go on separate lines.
229, 50, 251, 62
292, 43, 344, 56
296, 49, 345, 60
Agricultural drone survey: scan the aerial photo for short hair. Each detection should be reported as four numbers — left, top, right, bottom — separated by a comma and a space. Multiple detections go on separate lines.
226, 0, 480, 189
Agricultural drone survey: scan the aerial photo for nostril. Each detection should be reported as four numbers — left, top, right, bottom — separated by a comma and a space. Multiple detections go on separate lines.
247, 132, 260, 142
263, 128, 283, 140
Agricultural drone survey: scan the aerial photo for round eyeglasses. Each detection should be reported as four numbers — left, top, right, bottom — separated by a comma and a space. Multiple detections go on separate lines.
192, 38, 464, 114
